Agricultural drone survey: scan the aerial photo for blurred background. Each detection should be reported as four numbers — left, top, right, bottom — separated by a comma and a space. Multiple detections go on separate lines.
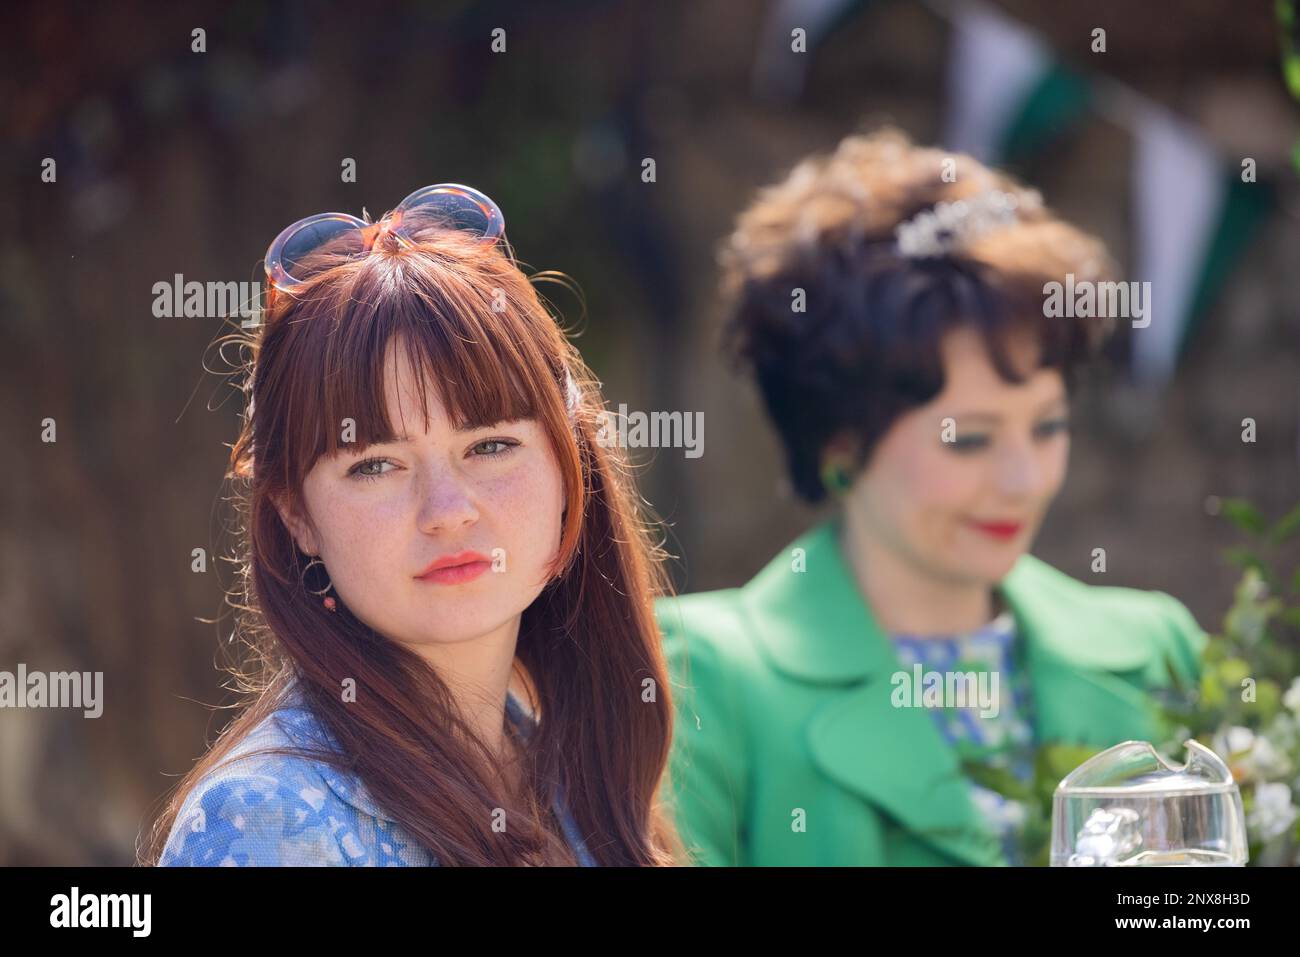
2, 0, 1298, 864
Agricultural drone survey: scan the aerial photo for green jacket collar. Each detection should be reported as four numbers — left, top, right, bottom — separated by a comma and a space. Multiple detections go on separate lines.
737, 517, 1159, 866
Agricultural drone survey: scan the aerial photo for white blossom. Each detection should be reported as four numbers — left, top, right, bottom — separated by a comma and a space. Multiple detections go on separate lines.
1282, 676, 1300, 715
1248, 782, 1298, 842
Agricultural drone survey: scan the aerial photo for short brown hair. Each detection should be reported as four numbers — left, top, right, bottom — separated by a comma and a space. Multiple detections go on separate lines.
719, 127, 1117, 503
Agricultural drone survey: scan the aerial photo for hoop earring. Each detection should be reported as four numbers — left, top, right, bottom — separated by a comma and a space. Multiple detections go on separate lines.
301, 556, 337, 613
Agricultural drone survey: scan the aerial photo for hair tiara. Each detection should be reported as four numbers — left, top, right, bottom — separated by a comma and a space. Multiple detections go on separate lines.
893, 188, 1038, 258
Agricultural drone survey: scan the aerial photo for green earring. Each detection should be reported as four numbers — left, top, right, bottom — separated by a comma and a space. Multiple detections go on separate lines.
821, 461, 852, 495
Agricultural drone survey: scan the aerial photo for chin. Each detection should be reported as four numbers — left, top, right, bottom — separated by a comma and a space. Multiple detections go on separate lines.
937, 545, 1021, 586
378, 602, 511, 646
977, 548, 1025, 583
402, 621, 502, 646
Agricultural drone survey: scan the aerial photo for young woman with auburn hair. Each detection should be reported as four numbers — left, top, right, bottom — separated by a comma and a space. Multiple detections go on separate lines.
142, 184, 680, 866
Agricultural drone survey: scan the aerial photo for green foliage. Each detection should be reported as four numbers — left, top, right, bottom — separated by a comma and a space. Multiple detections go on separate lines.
1158, 499, 1300, 865
978, 498, 1300, 866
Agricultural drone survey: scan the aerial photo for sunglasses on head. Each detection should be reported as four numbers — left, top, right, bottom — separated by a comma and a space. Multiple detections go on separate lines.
262, 183, 509, 313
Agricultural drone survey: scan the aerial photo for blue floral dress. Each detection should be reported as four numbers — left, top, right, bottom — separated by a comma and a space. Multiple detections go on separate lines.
159, 681, 597, 866
889, 610, 1037, 865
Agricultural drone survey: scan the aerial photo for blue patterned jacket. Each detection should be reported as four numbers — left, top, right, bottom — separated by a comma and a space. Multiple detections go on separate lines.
158, 683, 596, 866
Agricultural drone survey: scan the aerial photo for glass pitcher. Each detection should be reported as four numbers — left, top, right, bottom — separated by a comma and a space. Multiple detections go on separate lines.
1050, 739, 1248, 866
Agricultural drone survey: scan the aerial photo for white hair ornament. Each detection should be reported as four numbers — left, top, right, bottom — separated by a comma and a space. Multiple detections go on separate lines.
894, 189, 1038, 258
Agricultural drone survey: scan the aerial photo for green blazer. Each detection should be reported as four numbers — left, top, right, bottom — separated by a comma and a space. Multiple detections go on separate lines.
655, 517, 1208, 866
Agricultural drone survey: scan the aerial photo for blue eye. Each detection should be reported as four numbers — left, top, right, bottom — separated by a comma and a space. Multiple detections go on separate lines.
471, 438, 519, 457
348, 457, 394, 482
346, 440, 519, 482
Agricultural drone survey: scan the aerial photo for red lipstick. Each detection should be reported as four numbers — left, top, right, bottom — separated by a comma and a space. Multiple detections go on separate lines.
967, 519, 1024, 541
415, 550, 491, 585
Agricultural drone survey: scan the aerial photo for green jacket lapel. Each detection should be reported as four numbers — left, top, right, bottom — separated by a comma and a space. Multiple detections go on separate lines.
737, 517, 1175, 864
1000, 556, 1163, 745
739, 518, 1005, 867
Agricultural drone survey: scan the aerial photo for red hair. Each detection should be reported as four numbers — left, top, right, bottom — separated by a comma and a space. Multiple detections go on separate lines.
141, 220, 681, 865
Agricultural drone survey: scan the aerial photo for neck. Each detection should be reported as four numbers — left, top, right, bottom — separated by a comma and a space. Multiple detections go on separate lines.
839, 510, 998, 637
400, 616, 523, 772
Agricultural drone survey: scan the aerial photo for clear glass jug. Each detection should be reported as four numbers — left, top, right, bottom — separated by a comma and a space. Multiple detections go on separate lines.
1050, 739, 1248, 866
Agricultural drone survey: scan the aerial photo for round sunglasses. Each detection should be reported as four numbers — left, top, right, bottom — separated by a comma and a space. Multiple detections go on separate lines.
262, 183, 508, 312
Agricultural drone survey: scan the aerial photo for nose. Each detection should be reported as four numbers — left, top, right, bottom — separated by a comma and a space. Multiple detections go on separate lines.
993, 438, 1044, 500
415, 465, 479, 532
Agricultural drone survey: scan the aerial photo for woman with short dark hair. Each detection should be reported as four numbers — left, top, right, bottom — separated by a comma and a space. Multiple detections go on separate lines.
657, 129, 1205, 867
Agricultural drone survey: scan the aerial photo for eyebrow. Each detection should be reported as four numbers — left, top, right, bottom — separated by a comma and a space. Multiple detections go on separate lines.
946, 397, 1069, 424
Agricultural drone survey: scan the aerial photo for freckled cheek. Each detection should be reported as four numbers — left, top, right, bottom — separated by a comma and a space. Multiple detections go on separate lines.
314, 490, 410, 567
480, 467, 564, 555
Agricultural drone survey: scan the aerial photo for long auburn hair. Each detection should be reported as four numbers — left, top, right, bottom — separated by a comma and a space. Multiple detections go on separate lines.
140, 215, 681, 866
